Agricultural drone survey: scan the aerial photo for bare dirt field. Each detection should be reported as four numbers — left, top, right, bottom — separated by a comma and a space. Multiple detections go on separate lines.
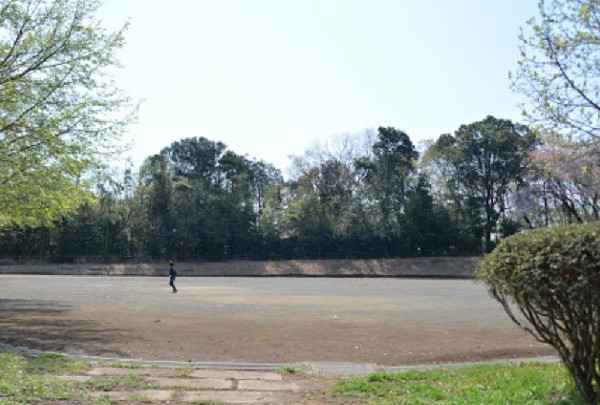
0, 275, 554, 366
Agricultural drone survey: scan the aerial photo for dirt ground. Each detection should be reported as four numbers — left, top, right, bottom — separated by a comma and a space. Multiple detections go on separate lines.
0, 275, 555, 366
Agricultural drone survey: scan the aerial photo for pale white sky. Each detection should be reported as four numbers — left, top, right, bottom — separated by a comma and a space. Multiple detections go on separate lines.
100, 0, 538, 173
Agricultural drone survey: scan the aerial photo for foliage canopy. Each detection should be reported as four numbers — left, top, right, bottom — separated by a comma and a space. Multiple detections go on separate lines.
429, 116, 536, 251
511, 0, 599, 142
0, 0, 134, 227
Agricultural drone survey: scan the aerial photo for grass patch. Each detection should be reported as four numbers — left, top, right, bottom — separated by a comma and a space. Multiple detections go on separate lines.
108, 361, 139, 369
279, 365, 301, 375
175, 365, 195, 378
128, 394, 155, 403
94, 393, 121, 404
332, 362, 585, 404
26, 353, 89, 375
0, 351, 88, 404
86, 372, 155, 392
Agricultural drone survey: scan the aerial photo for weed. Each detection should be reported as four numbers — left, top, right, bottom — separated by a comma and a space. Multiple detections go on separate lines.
26, 353, 88, 375
129, 394, 155, 403
86, 372, 154, 392
94, 393, 121, 404
109, 362, 138, 369
175, 365, 195, 378
279, 365, 301, 375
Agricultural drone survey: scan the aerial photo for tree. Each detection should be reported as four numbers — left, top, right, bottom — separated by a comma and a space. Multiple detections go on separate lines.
138, 154, 173, 257
511, 0, 599, 142
157, 137, 223, 259
477, 223, 600, 404
250, 160, 284, 239
400, 175, 457, 256
216, 151, 257, 257
357, 127, 418, 240
0, 0, 134, 227
165, 136, 227, 187
431, 116, 536, 252
285, 131, 376, 256
93, 167, 137, 258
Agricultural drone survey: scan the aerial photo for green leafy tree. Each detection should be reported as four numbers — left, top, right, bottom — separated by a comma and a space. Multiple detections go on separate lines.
357, 127, 418, 240
94, 168, 137, 258
154, 137, 285, 260
53, 168, 135, 261
216, 151, 256, 257
160, 137, 225, 259
0, 0, 134, 227
511, 0, 599, 142
138, 154, 173, 257
431, 116, 536, 252
166, 136, 227, 187
421, 136, 482, 253
250, 160, 284, 240
283, 167, 334, 257
401, 175, 457, 255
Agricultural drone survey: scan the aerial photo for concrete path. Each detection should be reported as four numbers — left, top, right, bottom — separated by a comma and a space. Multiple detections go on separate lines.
57, 364, 313, 404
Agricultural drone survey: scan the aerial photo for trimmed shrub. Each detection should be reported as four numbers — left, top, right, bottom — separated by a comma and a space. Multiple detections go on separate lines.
477, 222, 600, 404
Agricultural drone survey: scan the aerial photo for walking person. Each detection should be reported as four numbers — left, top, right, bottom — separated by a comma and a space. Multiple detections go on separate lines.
168, 261, 178, 293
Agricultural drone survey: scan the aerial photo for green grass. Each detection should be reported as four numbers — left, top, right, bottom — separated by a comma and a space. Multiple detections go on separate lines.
0, 352, 158, 404
0, 352, 88, 404
332, 362, 585, 404
105, 361, 139, 369
279, 365, 301, 375
128, 394, 155, 403
94, 394, 121, 405
26, 353, 89, 375
85, 372, 154, 392
174, 365, 195, 378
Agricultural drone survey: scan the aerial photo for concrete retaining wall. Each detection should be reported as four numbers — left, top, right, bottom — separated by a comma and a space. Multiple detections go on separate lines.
0, 257, 481, 278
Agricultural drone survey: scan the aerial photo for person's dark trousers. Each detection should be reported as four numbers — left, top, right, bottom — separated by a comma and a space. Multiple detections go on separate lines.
169, 276, 177, 293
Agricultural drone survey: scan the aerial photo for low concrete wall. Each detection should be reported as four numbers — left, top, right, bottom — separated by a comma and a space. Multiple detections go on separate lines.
0, 257, 481, 278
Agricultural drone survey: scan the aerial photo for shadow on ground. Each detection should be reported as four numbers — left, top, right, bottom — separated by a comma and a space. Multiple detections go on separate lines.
0, 299, 133, 358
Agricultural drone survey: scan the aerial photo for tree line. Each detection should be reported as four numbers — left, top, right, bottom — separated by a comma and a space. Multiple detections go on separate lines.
1, 115, 597, 263
0, 0, 597, 264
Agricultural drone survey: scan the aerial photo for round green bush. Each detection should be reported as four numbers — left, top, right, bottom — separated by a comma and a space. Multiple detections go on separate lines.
477, 222, 600, 404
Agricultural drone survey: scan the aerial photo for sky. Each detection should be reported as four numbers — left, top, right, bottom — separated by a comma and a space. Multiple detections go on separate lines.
99, 0, 539, 174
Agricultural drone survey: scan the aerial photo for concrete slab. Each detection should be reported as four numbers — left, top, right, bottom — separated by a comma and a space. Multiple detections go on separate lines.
308, 362, 379, 376
192, 362, 284, 371
148, 377, 232, 389
182, 390, 276, 404
191, 369, 283, 381
87, 366, 174, 377
90, 390, 173, 401
237, 380, 299, 392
